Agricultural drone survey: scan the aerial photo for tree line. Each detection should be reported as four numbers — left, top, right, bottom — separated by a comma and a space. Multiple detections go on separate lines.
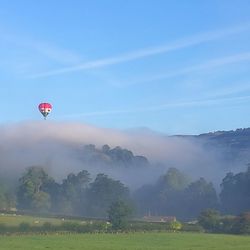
15, 167, 130, 217
1, 164, 250, 221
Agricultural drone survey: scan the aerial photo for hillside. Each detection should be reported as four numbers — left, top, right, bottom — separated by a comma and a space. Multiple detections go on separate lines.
78, 144, 150, 169
177, 128, 250, 164
77, 128, 250, 170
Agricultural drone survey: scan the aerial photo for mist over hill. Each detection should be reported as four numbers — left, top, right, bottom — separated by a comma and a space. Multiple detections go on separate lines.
1, 122, 250, 219
176, 128, 250, 172
0, 122, 250, 189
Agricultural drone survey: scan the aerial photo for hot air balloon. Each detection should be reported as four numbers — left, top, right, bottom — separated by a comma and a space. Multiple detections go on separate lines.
38, 103, 52, 120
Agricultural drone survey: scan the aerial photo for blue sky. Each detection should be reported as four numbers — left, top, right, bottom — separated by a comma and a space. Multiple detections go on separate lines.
0, 0, 250, 134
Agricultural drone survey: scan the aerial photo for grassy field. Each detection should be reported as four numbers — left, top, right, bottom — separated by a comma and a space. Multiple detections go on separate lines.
0, 232, 250, 250
0, 213, 87, 226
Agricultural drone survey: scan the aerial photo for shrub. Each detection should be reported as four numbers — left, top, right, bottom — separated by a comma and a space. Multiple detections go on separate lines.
0, 223, 7, 234
18, 222, 31, 232
42, 222, 54, 232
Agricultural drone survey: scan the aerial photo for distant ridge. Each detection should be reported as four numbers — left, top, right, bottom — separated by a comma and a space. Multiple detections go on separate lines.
175, 128, 250, 163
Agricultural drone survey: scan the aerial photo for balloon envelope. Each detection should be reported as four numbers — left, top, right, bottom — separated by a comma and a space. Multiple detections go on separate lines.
38, 103, 52, 118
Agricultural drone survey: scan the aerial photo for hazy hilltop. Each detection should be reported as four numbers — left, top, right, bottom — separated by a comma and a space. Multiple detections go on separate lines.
177, 128, 250, 164
79, 128, 250, 168
1, 122, 250, 189
1, 124, 250, 219
77, 128, 250, 170
79, 144, 150, 169
197, 128, 250, 145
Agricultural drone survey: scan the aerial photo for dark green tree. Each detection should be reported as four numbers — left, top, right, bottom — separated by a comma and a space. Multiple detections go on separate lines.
220, 167, 250, 214
183, 178, 218, 219
60, 170, 91, 215
198, 209, 220, 232
108, 200, 132, 230
134, 168, 190, 217
232, 212, 250, 234
31, 191, 51, 212
159, 167, 190, 191
17, 166, 52, 211
87, 174, 129, 217
0, 184, 7, 210
0, 182, 16, 210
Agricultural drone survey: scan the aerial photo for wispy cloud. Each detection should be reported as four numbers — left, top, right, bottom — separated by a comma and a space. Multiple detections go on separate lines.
29, 22, 250, 78
56, 94, 250, 119
204, 82, 250, 98
0, 32, 81, 65
123, 52, 250, 86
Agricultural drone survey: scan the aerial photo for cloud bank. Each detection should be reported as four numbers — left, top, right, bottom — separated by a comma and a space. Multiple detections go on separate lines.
0, 121, 235, 188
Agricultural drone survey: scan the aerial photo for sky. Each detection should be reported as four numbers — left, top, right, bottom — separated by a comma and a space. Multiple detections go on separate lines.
0, 0, 250, 135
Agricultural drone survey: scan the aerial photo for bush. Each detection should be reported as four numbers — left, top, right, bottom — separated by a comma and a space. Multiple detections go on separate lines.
18, 222, 31, 232
0, 223, 7, 234
198, 209, 220, 232
181, 223, 204, 232
61, 222, 81, 232
232, 212, 250, 234
108, 200, 132, 230
42, 222, 54, 232
169, 221, 182, 231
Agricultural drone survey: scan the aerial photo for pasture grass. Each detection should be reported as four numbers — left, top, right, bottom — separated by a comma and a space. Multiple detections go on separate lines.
0, 232, 250, 250
0, 213, 84, 227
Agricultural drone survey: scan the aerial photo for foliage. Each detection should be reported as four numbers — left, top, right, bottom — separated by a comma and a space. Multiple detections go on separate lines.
0, 184, 8, 210
17, 166, 52, 211
220, 166, 250, 215
87, 174, 130, 217
0, 183, 15, 210
59, 170, 91, 215
198, 209, 220, 232
9, 158, 250, 224
18, 222, 31, 232
81, 144, 150, 169
31, 191, 51, 212
232, 212, 250, 234
198, 209, 250, 235
159, 167, 190, 191
108, 200, 132, 230
181, 223, 204, 232
134, 168, 218, 220
183, 178, 219, 219
169, 220, 182, 231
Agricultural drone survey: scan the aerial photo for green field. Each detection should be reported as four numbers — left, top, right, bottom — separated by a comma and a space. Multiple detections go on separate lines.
0, 233, 250, 250
0, 213, 87, 226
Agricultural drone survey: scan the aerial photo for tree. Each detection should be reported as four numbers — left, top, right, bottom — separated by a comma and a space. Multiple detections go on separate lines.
159, 168, 190, 191
108, 200, 132, 230
87, 174, 129, 217
198, 209, 220, 232
134, 168, 190, 218
220, 167, 250, 215
102, 144, 110, 153
0, 182, 16, 211
60, 170, 91, 215
0, 184, 7, 210
183, 178, 218, 220
133, 184, 158, 216
155, 168, 189, 216
17, 166, 52, 211
169, 220, 182, 231
232, 212, 250, 234
31, 191, 51, 212
134, 169, 219, 221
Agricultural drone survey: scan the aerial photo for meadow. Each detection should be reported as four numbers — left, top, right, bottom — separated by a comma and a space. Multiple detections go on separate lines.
1, 232, 250, 250
0, 213, 83, 226
1, 213, 250, 250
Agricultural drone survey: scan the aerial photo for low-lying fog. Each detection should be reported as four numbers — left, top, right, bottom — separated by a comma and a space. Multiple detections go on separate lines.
0, 121, 243, 189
